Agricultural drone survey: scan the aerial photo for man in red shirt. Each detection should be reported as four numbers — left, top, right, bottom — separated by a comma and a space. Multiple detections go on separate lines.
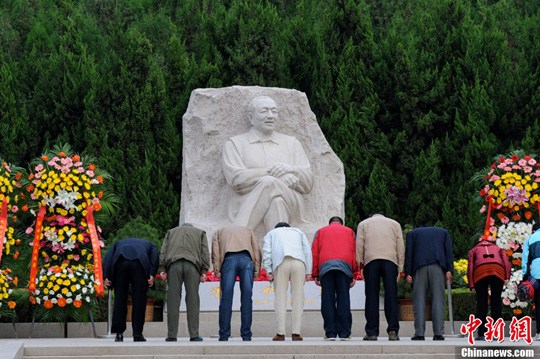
312, 216, 359, 340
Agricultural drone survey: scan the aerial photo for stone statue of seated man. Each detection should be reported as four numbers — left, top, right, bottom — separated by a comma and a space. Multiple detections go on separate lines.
221, 96, 313, 233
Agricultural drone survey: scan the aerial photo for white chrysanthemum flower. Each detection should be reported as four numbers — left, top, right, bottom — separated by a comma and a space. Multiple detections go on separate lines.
496, 222, 532, 251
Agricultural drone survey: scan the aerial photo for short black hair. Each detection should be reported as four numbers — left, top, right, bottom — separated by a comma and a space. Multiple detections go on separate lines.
275, 222, 290, 228
533, 222, 540, 232
328, 216, 343, 225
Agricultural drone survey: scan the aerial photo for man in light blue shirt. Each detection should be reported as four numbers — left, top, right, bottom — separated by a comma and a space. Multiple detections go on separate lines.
263, 223, 312, 341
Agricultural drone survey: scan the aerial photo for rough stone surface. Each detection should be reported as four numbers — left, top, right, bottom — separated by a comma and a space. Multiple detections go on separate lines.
180, 86, 345, 245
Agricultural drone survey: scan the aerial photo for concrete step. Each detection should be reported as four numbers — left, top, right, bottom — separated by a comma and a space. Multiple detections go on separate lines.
0, 311, 467, 339
18, 337, 468, 359
3, 311, 537, 359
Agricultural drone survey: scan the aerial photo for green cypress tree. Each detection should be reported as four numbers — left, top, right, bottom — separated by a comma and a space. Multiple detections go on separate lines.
0, 61, 37, 163
407, 142, 445, 226
360, 160, 397, 219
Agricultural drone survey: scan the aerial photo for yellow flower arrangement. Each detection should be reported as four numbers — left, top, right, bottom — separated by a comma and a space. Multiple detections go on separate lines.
21, 144, 111, 269
0, 161, 21, 321
21, 144, 115, 322
0, 268, 17, 319
31, 264, 95, 309
29, 152, 105, 217
0, 163, 14, 202
479, 152, 540, 227
0, 161, 24, 261
452, 258, 468, 288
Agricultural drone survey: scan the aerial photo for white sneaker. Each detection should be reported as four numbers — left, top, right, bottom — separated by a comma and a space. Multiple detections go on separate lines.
535, 333, 540, 341
324, 336, 336, 341
340, 336, 352, 341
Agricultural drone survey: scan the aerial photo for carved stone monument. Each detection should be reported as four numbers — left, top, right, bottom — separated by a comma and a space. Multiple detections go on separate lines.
180, 86, 345, 242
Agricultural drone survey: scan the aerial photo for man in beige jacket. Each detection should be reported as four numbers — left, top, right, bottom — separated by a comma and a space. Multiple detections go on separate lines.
356, 214, 404, 341
212, 226, 261, 341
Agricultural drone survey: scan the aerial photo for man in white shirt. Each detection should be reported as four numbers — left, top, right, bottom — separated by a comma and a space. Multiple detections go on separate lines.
263, 222, 312, 341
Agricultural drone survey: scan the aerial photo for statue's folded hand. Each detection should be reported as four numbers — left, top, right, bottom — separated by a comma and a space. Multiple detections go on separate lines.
268, 162, 294, 177
279, 173, 299, 188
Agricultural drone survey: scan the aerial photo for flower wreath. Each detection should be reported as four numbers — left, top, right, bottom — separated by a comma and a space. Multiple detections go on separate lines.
0, 161, 21, 318
479, 152, 540, 238
30, 264, 96, 309
24, 145, 112, 308
0, 161, 22, 263
477, 151, 540, 315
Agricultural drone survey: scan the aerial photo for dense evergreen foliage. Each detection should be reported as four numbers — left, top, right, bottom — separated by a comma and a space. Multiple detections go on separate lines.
0, 0, 538, 258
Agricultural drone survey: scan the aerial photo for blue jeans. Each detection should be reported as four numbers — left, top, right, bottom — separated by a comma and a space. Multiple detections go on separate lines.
218, 251, 254, 340
320, 270, 352, 338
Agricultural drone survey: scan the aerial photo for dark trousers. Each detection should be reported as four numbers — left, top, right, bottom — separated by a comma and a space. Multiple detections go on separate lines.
364, 259, 399, 336
475, 276, 504, 337
320, 270, 352, 338
111, 258, 148, 336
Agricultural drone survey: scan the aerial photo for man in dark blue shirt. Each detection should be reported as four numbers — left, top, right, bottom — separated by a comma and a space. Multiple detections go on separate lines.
404, 227, 453, 341
103, 238, 159, 342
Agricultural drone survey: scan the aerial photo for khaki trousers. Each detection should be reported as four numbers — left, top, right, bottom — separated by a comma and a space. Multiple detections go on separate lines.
273, 256, 306, 335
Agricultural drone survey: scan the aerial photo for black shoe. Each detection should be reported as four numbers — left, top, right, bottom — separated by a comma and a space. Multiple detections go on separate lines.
133, 335, 146, 342
433, 335, 445, 341
190, 336, 203, 342
165, 337, 177, 342
219, 337, 228, 341
115, 333, 123, 342
411, 335, 425, 340
363, 335, 377, 341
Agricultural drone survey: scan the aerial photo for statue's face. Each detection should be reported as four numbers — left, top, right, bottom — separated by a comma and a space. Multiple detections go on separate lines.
250, 98, 278, 134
